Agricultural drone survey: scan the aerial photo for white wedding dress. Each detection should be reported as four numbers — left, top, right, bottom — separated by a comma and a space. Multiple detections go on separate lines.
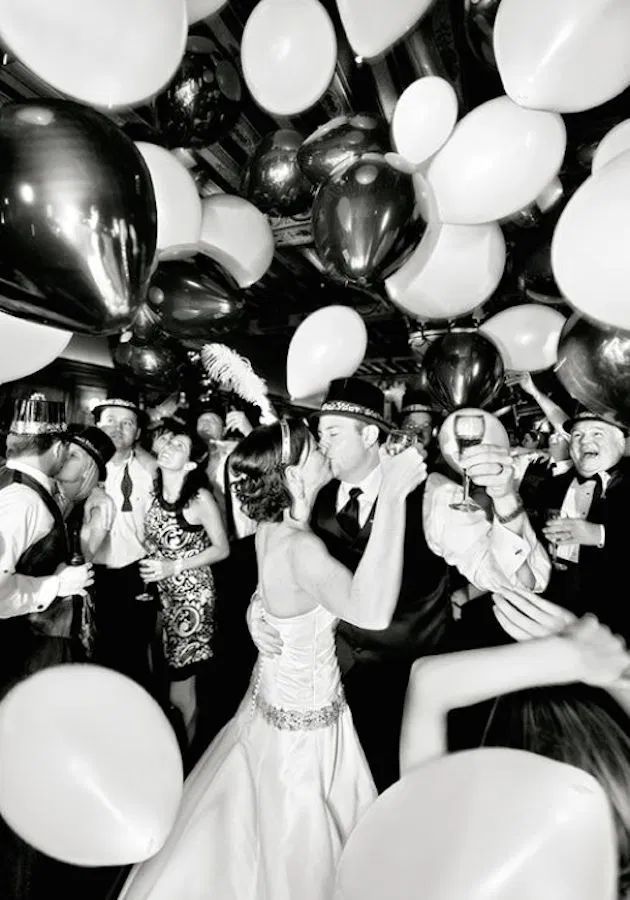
118, 591, 376, 900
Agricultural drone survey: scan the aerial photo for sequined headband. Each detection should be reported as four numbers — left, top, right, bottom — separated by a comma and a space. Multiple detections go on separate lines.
280, 417, 291, 465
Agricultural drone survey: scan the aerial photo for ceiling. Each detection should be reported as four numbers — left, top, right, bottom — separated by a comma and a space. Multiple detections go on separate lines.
0, 0, 628, 413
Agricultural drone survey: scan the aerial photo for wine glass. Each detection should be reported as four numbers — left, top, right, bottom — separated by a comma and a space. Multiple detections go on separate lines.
384, 428, 419, 456
546, 508, 568, 572
449, 413, 486, 512
136, 551, 154, 602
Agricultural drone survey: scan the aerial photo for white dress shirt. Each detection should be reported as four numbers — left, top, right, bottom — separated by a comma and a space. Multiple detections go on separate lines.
0, 460, 61, 617
556, 471, 610, 564
336, 465, 383, 529
423, 472, 550, 593
93, 453, 154, 569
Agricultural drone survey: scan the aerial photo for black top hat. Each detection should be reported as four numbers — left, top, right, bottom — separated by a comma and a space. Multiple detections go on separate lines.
564, 410, 629, 436
92, 398, 140, 421
401, 388, 436, 416
65, 426, 115, 481
10, 393, 67, 435
312, 377, 389, 432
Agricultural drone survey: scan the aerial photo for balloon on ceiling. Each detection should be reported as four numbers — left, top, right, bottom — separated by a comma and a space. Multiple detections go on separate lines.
286, 305, 368, 401
114, 337, 182, 388
423, 331, 504, 411
591, 119, 630, 173
480, 304, 566, 373
155, 36, 242, 151
147, 258, 244, 340
0, 101, 157, 336
0, 665, 183, 866
312, 154, 423, 286
334, 748, 618, 900
0, 311, 71, 383
242, 129, 313, 217
241, 0, 337, 116
298, 114, 390, 187
386, 221, 505, 321
185, 0, 227, 26
197, 194, 274, 288
335, 0, 435, 60
554, 315, 630, 430
0, 0, 187, 109
552, 150, 630, 331
391, 76, 458, 169
136, 142, 202, 261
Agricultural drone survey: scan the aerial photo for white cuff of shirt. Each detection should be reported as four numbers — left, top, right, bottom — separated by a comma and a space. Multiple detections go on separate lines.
597, 524, 606, 549
0, 573, 60, 618
490, 518, 539, 581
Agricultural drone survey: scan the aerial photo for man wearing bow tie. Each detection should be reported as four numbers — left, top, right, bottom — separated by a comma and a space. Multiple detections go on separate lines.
524, 411, 630, 640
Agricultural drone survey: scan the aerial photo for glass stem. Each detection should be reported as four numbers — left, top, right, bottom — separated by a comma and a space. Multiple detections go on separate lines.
462, 474, 471, 504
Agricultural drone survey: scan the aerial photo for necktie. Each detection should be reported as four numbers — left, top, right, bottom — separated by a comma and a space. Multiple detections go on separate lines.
121, 463, 133, 512
337, 487, 362, 538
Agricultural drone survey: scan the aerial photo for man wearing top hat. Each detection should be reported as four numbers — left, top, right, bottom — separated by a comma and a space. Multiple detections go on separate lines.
92, 397, 158, 692
506, 410, 630, 643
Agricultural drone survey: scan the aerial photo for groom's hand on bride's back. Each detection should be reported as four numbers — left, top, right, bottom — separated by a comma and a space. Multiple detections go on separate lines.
247, 600, 283, 656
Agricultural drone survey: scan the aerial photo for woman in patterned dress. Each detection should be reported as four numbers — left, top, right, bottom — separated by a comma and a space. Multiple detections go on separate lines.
140, 417, 229, 744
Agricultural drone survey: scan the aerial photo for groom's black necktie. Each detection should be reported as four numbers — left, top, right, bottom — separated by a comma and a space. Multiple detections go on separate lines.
337, 487, 362, 538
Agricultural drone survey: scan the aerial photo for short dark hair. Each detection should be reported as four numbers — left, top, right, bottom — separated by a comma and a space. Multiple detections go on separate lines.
230, 418, 312, 523
5, 433, 61, 458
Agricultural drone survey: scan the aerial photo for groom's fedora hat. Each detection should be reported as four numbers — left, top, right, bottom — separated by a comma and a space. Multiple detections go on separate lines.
312, 378, 390, 432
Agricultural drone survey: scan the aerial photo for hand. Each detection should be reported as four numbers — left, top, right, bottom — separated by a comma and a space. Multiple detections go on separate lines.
57, 563, 94, 598
543, 517, 603, 547
461, 444, 516, 499
560, 615, 630, 687
225, 411, 253, 438
85, 487, 116, 531
492, 584, 576, 641
379, 445, 427, 499
246, 598, 282, 657
139, 558, 175, 583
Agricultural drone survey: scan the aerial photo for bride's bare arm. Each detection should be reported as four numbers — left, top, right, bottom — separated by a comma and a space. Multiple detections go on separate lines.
293, 448, 427, 630
399, 617, 629, 776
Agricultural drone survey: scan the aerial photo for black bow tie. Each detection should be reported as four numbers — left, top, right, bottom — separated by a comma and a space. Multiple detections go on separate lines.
574, 473, 598, 486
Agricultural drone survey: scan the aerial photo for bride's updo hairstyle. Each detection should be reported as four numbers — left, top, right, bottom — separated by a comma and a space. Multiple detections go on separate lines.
230, 417, 312, 522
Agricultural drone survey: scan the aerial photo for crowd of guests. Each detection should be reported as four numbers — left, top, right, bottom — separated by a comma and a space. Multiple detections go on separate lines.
1, 374, 630, 899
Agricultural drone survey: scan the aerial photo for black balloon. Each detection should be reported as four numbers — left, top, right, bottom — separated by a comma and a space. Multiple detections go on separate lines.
312, 154, 423, 286
423, 331, 504, 411
297, 114, 390, 186
130, 302, 168, 346
155, 36, 242, 150
242, 129, 313, 217
147, 258, 244, 340
517, 238, 562, 304
555, 315, 630, 428
113, 338, 180, 387
0, 100, 157, 335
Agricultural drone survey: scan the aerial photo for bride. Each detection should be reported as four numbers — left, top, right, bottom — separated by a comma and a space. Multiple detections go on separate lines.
118, 417, 426, 900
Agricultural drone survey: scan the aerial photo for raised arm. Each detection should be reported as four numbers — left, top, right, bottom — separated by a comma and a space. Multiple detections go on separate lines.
294, 448, 427, 630
516, 372, 568, 434
400, 616, 629, 775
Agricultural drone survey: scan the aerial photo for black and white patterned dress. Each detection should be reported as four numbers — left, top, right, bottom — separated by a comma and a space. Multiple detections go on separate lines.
144, 493, 216, 678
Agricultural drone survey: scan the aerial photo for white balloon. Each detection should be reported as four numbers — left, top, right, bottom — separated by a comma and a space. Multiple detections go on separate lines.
287, 306, 367, 400
385, 222, 505, 321
480, 304, 566, 372
0, 0, 186, 109
186, 0, 226, 25
336, 0, 435, 60
0, 312, 71, 383
198, 195, 275, 288
552, 150, 630, 331
427, 95, 566, 225
0, 665, 183, 866
136, 142, 202, 260
592, 119, 630, 173
335, 748, 618, 900
241, 0, 337, 116
392, 77, 458, 168
494, 0, 630, 114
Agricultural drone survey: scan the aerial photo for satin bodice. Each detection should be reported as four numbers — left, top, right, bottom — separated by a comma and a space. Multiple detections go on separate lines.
254, 598, 342, 712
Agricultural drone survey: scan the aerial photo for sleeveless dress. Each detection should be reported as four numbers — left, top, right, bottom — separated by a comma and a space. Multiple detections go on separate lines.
144, 494, 216, 677
118, 589, 377, 899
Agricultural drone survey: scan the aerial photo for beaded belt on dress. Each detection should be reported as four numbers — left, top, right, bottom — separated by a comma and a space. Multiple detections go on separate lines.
255, 692, 347, 731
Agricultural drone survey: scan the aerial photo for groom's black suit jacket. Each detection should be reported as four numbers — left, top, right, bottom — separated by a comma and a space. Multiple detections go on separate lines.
310, 477, 451, 672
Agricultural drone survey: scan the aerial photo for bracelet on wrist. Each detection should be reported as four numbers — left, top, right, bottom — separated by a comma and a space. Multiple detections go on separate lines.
494, 502, 525, 525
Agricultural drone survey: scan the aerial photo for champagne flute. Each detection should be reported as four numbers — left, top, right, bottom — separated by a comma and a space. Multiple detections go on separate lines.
450, 413, 486, 512
546, 508, 568, 572
384, 428, 419, 456
136, 549, 154, 602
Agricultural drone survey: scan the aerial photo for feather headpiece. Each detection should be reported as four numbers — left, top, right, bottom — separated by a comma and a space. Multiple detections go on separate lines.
200, 343, 277, 424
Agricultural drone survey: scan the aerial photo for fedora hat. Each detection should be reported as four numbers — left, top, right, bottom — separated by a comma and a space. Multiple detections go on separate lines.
65, 426, 115, 481
312, 377, 390, 432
